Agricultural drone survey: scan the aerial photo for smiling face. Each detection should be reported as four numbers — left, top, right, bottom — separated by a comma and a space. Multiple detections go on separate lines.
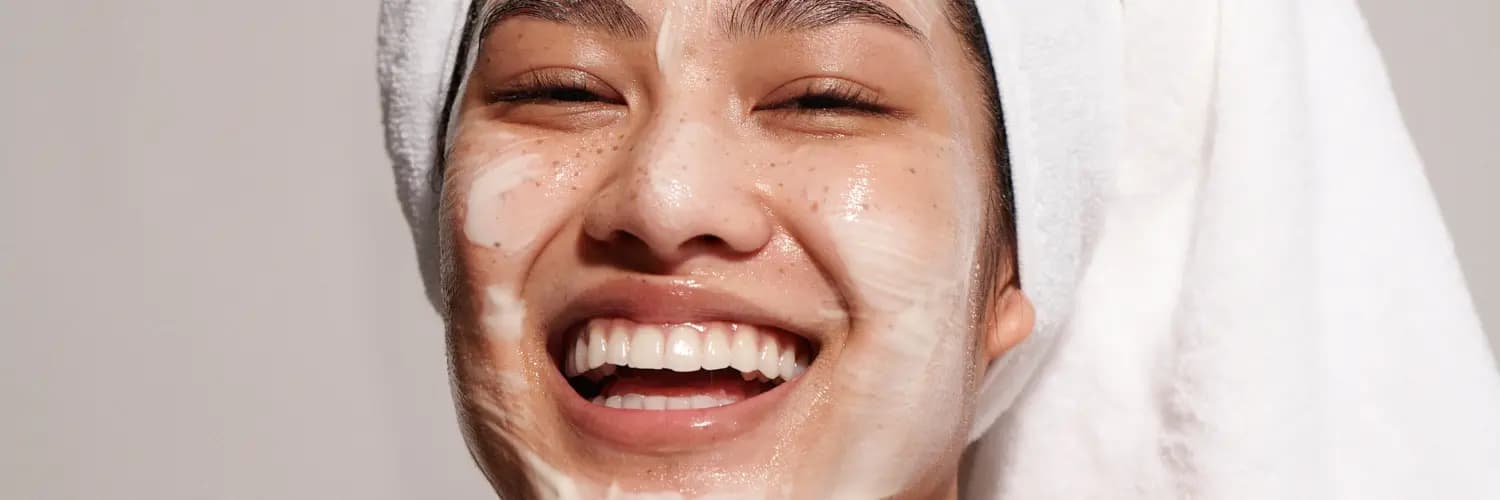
440, 0, 1029, 498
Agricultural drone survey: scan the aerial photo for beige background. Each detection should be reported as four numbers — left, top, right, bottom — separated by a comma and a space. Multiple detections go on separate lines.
0, 1, 1494, 498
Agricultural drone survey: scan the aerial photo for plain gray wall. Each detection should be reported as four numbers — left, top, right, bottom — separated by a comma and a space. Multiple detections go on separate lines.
0, 1, 1493, 498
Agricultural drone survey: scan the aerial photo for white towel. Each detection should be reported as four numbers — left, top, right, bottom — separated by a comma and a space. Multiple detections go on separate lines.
378, 0, 1500, 497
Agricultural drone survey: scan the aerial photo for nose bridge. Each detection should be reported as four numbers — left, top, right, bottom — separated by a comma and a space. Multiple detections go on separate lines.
583, 104, 771, 260
639, 106, 719, 202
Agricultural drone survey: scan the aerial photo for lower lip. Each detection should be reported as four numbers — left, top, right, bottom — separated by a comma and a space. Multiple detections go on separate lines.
550, 367, 800, 452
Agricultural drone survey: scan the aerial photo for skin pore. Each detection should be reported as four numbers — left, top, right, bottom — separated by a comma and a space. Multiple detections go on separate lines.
439, 0, 1034, 498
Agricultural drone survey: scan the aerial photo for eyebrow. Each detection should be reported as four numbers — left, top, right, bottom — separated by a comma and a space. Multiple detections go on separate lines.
477, 0, 924, 43
722, 0, 925, 41
479, 0, 651, 40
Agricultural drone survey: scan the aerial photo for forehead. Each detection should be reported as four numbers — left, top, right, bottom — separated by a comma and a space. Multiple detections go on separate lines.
477, 0, 956, 46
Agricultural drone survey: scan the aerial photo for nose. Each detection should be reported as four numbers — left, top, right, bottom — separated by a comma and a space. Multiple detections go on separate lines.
582, 121, 773, 266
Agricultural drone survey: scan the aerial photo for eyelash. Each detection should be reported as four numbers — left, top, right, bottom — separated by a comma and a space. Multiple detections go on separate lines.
490, 74, 893, 116
488, 72, 617, 104
762, 81, 893, 116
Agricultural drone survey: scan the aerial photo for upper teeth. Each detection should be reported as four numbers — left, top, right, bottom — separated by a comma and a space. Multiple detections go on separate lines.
564, 319, 810, 382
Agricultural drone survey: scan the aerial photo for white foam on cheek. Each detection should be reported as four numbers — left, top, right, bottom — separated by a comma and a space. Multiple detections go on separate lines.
840, 165, 873, 222
481, 284, 527, 342
464, 153, 544, 255
814, 152, 984, 497
516, 448, 587, 500
471, 374, 598, 499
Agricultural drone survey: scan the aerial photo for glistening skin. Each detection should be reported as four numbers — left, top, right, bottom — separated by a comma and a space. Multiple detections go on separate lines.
439, 0, 1034, 497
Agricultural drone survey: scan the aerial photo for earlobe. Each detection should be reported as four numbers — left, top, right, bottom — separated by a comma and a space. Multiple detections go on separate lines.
984, 286, 1035, 363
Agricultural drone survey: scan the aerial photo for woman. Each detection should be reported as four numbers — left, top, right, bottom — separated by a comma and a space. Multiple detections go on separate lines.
379, 0, 1500, 498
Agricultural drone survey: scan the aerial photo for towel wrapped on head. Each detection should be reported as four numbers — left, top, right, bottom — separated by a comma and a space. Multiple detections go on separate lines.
379, 0, 1500, 497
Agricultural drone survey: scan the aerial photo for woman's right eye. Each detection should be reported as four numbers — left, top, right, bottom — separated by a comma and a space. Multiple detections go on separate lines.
478, 69, 626, 130
487, 71, 623, 106
492, 85, 606, 104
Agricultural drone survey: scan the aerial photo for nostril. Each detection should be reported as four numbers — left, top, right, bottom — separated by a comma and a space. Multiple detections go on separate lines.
688, 234, 726, 248
588, 230, 743, 271
604, 230, 645, 247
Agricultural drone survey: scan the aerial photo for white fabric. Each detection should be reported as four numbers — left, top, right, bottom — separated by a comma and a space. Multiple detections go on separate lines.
377, 0, 1500, 498
377, 0, 474, 309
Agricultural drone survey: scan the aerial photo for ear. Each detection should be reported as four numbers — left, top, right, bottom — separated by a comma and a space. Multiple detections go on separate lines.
984, 285, 1035, 363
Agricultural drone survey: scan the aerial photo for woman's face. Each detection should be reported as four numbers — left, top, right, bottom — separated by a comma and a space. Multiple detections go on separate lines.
442, 0, 1026, 497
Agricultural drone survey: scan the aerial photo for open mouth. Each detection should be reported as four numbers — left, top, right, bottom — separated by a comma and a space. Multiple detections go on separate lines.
558, 318, 814, 411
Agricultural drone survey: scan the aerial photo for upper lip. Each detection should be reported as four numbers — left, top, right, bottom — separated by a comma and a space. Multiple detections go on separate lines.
543, 278, 825, 350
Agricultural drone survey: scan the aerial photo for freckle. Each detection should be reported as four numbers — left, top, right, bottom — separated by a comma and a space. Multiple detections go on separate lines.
907, 167, 916, 174
551, 160, 559, 167
595, 148, 604, 155
611, 145, 619, 151
492, 242, 501, 249
822, 185, 830, 193
777, 182, 784, 188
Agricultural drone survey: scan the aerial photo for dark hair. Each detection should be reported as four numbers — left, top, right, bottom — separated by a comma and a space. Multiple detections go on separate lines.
946, 0, 1018, 289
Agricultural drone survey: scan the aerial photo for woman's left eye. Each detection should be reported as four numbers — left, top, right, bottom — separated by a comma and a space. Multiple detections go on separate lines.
779, 93, 885, 113
758, 80, 894, 116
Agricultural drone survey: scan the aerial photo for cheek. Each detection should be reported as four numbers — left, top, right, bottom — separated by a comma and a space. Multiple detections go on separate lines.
776, 141, 980, 313
444, 128, 606, 341
454, 143, 592, 257
774, 140, 988, 494
463, 153, 543, 255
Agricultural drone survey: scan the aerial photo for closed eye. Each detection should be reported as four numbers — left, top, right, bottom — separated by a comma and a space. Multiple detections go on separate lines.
757, 80, 894, 116
487, 71, 623, 105
492, 85, 604, 103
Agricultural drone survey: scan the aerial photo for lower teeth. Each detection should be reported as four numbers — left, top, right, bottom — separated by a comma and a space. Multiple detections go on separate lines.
591, 393, 738, 410
568, 366, 777, 410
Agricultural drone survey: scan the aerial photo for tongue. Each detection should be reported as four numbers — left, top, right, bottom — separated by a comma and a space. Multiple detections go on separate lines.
601, 369, 766, 400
